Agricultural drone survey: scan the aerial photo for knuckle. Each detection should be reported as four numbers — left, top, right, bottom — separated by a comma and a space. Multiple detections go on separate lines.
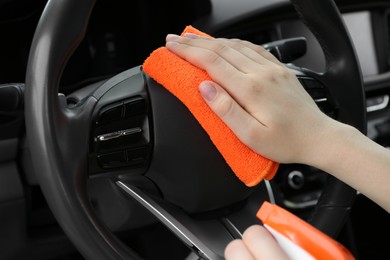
275, 65, 290, 77
212, 43, 231, 56
229, 38, 245, 48
261, 65, 290, 82
177, 36, 191, 45
215, 95, 235, 120
255, 45, 269, 55
203, 50, 223, 66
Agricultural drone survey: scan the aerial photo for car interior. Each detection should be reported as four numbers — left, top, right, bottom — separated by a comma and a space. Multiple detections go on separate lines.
1, 0, 390, 259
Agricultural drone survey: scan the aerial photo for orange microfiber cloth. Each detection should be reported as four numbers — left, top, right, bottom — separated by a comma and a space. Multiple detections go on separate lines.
142, 25, 279, 186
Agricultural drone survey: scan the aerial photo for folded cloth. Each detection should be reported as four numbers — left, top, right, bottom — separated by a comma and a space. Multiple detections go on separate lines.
142, 25, 279, 186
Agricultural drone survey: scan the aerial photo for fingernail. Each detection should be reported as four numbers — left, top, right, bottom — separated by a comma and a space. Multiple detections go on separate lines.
183, 33, 199, 39
199, 81, 217, 101
166, 34, 180, 41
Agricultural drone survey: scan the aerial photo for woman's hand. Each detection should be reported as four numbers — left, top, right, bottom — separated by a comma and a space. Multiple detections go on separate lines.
224, 225, 289, 260
165, 33, 390, 213
165, 33, 335, 165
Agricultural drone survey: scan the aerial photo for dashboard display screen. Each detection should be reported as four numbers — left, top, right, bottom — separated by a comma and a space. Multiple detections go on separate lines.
343, 11, 378, 76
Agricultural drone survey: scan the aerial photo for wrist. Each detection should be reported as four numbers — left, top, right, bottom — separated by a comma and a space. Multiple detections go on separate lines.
302, 117, 360, 172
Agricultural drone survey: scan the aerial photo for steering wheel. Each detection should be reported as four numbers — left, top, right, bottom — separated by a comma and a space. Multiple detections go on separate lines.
25, 0, 366, 259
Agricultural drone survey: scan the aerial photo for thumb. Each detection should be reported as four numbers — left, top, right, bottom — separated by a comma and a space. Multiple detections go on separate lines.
198, 81, 266, 149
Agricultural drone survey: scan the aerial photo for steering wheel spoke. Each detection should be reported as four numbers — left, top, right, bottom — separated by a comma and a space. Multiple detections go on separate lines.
116, 180, 273, 260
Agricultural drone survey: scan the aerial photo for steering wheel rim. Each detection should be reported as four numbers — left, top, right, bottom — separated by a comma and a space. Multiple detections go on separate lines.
25, 0, 366, 259
289, 0, 365, 236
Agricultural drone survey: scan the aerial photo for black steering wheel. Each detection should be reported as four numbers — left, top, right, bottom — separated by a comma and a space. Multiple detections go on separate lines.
25, 0, 365, 259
